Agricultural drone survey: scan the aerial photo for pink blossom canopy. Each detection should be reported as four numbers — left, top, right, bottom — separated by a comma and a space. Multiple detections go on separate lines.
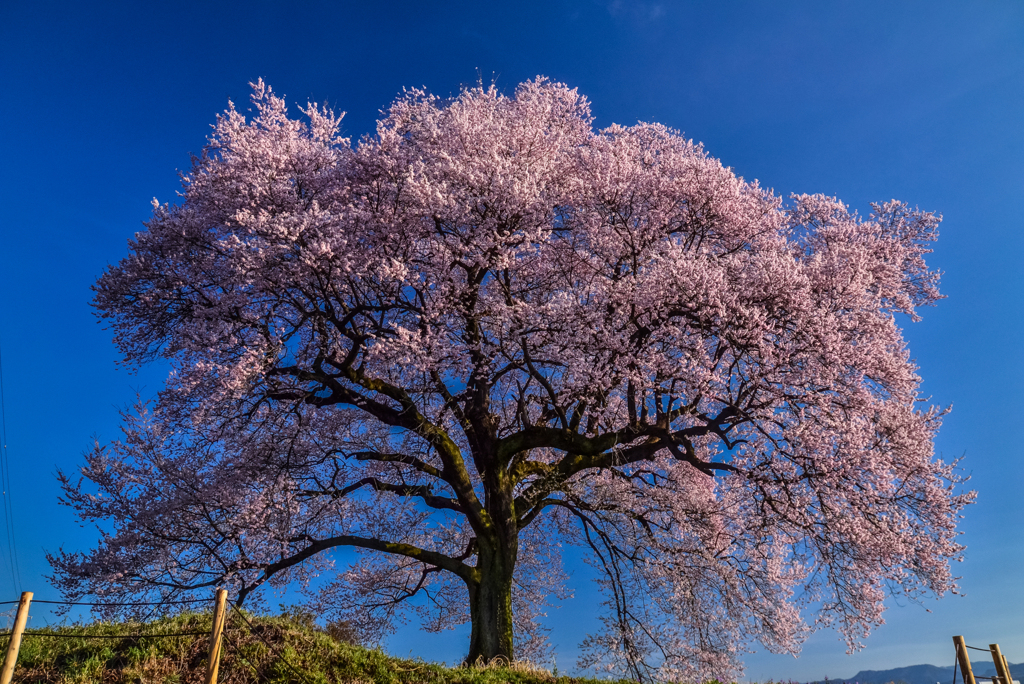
53, 78, 971, 681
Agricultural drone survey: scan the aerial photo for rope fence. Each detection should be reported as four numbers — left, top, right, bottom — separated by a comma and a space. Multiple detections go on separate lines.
4, 598, 1015, 684
953, 636, 1020, 684
31, 597, 212, 607
0, 588, 313, 684
20, 630, 212, 639
0, 597, 210, 607
229, 602, 316, 684
220, 628, 267, 683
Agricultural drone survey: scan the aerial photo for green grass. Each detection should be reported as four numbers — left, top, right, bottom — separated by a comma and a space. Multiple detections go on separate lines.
8, 610, 639, 683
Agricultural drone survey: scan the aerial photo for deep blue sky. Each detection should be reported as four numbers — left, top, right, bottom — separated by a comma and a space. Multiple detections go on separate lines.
1, 1, 1022, 680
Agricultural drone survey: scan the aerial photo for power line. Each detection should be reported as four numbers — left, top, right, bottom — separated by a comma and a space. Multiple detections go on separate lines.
0, 334, 22, 593
0, 505, 13, 599
0, 333, 16, 591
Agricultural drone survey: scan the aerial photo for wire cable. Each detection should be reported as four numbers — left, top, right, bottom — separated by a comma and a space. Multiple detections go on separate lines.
0, 335, 23, 594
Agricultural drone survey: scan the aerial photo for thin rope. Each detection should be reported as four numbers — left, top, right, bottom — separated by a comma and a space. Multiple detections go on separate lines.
966, 645, 992, 652
0, 597, 212, 608
69, 592, 207, 656
222, 627, 272, 684
22, 630, 212, 639
29, 598, 212, 607
229, 603, 315, 684
0, 336, 22, 594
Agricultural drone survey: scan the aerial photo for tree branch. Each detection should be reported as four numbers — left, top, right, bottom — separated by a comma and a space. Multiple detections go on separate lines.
270, 533, 475, 582
298, 476, 464, 512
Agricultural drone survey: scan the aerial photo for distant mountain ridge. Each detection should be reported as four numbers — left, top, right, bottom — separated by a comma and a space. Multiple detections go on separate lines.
810, 662, 1024, 684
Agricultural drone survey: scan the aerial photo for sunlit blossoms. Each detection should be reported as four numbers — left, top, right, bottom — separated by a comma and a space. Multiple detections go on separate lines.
51, 78, 972, 682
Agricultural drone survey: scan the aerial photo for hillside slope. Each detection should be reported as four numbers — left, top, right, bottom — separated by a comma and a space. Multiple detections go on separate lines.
9, 612, 635, 684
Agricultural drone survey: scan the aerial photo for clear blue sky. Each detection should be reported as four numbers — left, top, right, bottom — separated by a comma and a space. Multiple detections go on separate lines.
1, 1, 1021, 680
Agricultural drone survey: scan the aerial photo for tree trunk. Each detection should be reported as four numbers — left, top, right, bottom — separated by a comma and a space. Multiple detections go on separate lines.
466, 538, 516, 664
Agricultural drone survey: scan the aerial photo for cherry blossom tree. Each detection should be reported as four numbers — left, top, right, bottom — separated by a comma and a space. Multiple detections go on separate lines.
52, 78, 972, 681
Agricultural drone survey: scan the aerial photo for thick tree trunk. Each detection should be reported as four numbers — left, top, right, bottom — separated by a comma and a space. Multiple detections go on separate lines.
464, 423, 519, 664
466, 539, 516, 664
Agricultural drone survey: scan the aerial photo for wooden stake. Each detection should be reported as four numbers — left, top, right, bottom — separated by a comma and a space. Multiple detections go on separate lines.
1004, 654, 1014, 684
954, 635, 977, 684
0, 591, 32, 684
991, 644, 1012, 684
204, 588, 228, 684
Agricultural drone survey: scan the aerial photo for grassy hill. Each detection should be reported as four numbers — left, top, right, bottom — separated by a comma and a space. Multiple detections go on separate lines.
9, 610, 638, 684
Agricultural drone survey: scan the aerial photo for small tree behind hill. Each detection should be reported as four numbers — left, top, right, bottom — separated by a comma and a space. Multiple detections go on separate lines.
51, 78, 972, 682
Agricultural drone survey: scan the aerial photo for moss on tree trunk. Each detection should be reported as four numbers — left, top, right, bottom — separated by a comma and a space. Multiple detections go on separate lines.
466, 536, 516, 663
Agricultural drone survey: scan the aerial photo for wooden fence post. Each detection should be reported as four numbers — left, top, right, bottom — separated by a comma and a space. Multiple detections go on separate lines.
204, 588, 228, 684
954, 635, 977, 684
1003, 654, 1015, 684
991, 644, 1013, 684
0, 591, 32, 684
